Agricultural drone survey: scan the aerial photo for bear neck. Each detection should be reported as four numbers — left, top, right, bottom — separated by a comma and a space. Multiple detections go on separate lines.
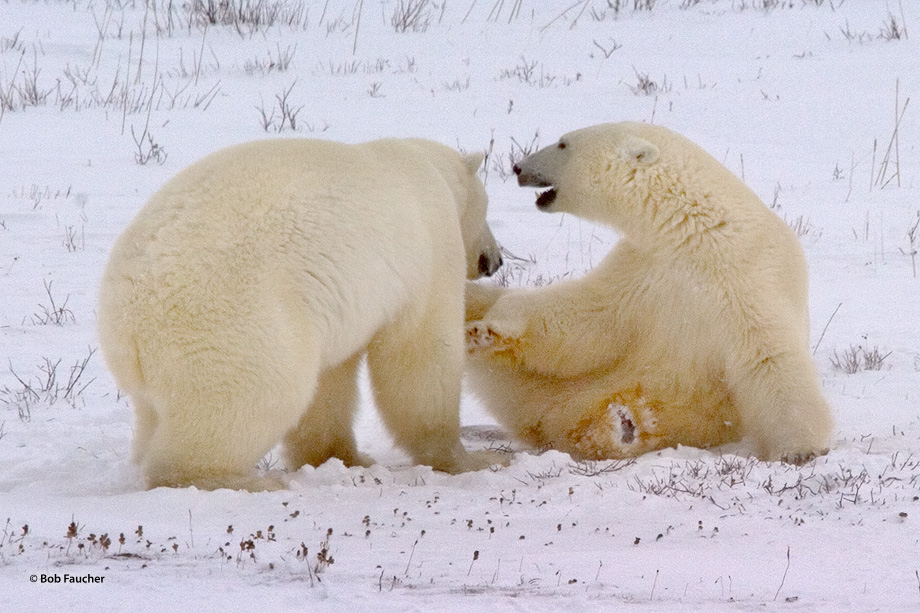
618, 164, 743, 252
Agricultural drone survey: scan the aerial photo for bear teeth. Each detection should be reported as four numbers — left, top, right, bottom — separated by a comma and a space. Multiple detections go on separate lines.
535, 188, 557, 209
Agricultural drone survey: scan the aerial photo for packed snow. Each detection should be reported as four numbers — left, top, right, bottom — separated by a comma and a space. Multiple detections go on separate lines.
1, 1, 918, 611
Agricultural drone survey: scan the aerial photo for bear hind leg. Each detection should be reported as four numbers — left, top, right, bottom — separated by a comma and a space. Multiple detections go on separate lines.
139, 358, 319, 491
732, 350, 834, 464
130, 391, 158, 465
140, 401, 287, 491
282, 354, 374, 470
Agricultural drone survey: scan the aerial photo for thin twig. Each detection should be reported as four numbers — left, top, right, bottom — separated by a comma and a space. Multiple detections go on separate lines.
352, 0, 364, 55
774, 546, 791, 601
539, 0, 587, 34
462, 0, 477, 24
404, 539, 417, 576
813, 302, 842, 355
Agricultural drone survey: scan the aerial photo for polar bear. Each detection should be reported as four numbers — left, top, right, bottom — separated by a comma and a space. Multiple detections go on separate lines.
465, 122, 833, 464
98, 137, 504, 490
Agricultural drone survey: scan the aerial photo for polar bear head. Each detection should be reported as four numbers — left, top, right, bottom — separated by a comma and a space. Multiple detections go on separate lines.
513, 122, 670, 227
457, 152, 503, 279
513, 122, 744, 245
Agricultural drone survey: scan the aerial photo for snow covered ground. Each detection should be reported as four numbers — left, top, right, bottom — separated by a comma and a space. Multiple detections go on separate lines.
1, 0, 918, 610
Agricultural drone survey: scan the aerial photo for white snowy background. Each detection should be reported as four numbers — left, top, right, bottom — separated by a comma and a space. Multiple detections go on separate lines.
0, 1, 918, 611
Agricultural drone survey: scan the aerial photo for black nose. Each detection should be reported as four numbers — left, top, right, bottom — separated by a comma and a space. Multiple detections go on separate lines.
477, 253, 490, 275
513, 164, 522, 175
478, 253, 502, 277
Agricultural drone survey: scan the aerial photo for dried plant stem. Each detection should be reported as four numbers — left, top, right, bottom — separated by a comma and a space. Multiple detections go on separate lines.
774, 546, 791, 601
404, 539, 417, 576
352, 0, 364, 55
813, 302, 842, 355
874, 80, 910, 189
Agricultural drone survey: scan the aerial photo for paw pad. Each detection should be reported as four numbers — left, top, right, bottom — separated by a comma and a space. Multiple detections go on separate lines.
605, 398, 659, 451
466, 324, 498, 349
614, 408, 636, 444
465, 321, 519, 356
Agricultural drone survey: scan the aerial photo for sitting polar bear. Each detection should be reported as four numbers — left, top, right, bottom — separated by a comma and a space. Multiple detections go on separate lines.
98, 137, 504, 490
465, 122, 833, 464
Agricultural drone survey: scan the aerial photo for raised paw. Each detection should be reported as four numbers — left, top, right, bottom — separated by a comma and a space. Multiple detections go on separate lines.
465, 321, 520, 356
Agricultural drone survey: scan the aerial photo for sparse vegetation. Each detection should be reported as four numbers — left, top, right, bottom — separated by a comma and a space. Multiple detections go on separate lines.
498, 57, 578, 88
587, 0, 659, 20
243, 43, 296, 75
1, 348, 96, 421
835, 4, 909, 45
182, 0, 310, 33
442, 76, 470, 92
131, 121, 168, 165
0, 48, 53, 115
627, 68, 671, 97
62, 225, 85, 253
366, 81, 384, 98
785, 214, 820, 239
878, 11, 908, 42
831, 339, 892, 374
488, 131, 540, 182
30, 280, 75, 326
900, 212, 919, 277
0, 29, 24, 54
256, 81, 303, 132
871, 80, 909, 190
568, 458, 637, 476
591, 38, 622, 59
391, 0, 440, 33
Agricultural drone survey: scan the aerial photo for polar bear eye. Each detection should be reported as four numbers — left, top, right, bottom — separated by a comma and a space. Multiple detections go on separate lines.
558, 142, 566, 150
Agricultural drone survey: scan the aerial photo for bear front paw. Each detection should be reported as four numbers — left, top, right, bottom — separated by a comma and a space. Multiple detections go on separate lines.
465, 321, 521, 356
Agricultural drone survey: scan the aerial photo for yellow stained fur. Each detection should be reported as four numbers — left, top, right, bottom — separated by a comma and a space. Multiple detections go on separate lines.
465, 123, 833, 464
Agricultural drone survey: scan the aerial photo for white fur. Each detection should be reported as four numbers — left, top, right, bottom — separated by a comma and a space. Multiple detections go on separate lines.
98, 137, 503, 490
465, 122, 833, 464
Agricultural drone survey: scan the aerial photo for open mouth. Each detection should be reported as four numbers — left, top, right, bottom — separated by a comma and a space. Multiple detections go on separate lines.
535, 188, 557, 209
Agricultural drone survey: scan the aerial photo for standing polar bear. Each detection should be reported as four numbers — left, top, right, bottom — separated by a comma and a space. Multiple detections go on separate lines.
466, 122, 833, 464
99, 137, 504, 491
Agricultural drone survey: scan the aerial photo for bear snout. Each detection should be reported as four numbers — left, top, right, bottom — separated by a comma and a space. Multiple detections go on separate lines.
514, 164, 553, 189
478, 251, 503, 277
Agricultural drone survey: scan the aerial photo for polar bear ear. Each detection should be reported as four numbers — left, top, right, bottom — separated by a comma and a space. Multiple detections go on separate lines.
462, 152, 485, 174
620, 137, 659, 165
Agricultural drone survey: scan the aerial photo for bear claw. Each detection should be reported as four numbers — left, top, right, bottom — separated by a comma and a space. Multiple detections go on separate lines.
614, 408, 636, 445
465, 322, 518, 354
604, 400, 660, 453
